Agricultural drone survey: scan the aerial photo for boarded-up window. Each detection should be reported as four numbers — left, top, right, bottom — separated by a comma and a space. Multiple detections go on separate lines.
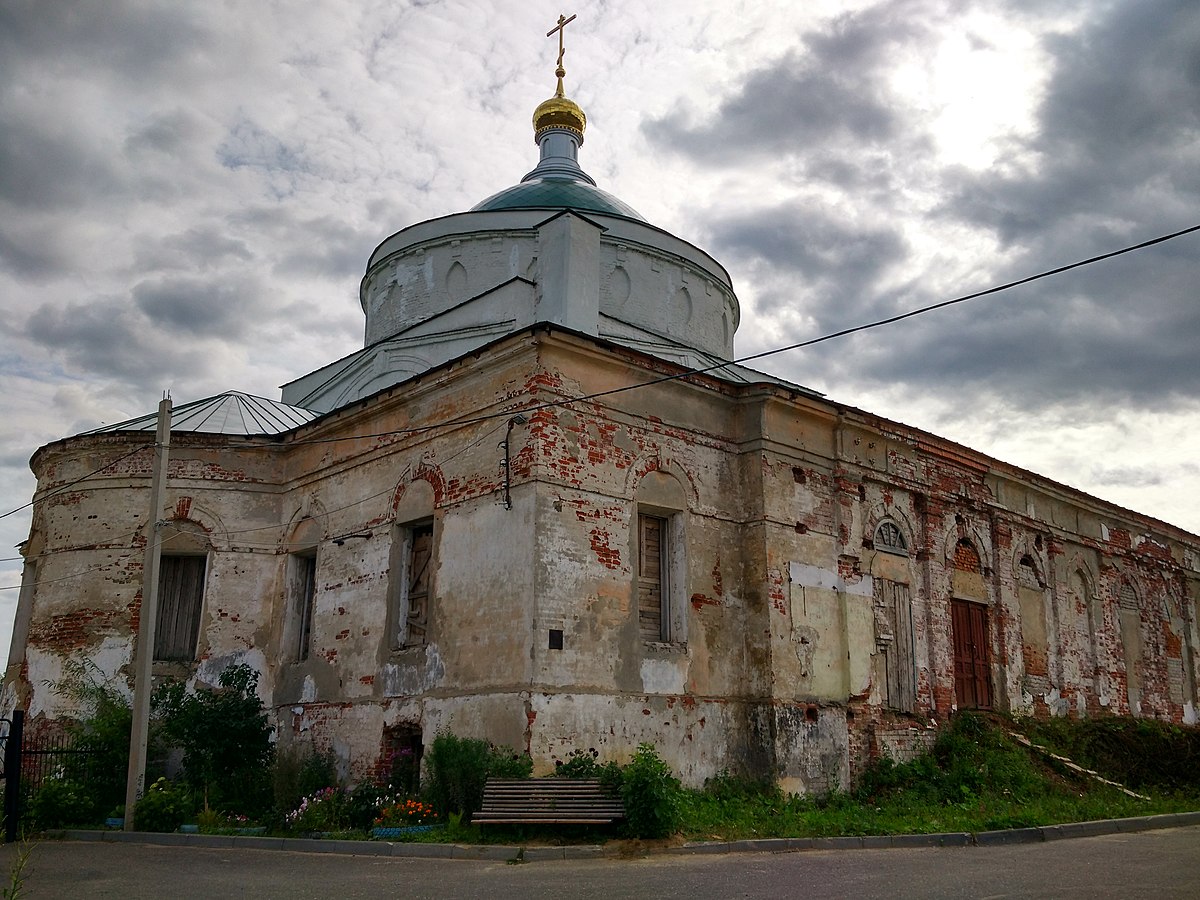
951, 598, 993, 709
1017, 556, 1049, 678
638, 514, 670, 642
394, 523, 433, 648
153, 555, 206, 661
953, 539, 981, 572
293, 553, 317, 662
1119, 581, 1142, 715
874, 580, 916, 712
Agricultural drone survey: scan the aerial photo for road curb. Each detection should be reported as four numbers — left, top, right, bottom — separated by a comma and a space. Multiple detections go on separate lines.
54, 811, 1200, 862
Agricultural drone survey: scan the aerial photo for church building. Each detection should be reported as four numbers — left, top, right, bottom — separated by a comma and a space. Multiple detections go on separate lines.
7, 38, 1200, 792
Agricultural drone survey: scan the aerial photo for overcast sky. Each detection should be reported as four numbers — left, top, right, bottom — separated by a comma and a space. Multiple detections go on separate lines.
2, 0, 1198, 656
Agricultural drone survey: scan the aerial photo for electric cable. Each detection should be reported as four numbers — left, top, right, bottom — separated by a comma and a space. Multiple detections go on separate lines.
1, 222, 1197, 522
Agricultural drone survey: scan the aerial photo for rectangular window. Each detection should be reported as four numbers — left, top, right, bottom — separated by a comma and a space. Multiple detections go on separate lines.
292, 553, 317, 662
153, 555, 207, 662
638, 514, 671, 642
391, 522, 433, 649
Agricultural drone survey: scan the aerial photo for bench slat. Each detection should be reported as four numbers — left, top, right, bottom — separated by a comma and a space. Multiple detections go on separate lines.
476, 778, 625, 826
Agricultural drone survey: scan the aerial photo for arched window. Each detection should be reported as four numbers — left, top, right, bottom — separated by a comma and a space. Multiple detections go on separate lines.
1017, 555, 1041, 589
953, 539, 981, 573
634, 469, 688, 645
154, 520, 211, 662
873, 520, 908, 555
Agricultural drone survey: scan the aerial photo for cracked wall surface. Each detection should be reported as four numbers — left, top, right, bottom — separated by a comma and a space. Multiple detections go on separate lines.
8, 328, 1200, 792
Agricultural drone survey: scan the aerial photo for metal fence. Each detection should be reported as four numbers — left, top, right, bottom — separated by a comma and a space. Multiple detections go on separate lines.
1, 710, 106, 841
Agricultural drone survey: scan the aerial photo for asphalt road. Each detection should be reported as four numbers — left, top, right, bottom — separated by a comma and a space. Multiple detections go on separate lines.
5, 826, 1199, 899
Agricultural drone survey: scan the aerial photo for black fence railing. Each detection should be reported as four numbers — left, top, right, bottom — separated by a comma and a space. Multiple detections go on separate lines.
1, 710, 107, 842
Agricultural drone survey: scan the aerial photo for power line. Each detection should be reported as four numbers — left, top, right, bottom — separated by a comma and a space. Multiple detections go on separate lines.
1, 221, 1197, 522
0, 446, 148, 523
268, 221, 1200, 446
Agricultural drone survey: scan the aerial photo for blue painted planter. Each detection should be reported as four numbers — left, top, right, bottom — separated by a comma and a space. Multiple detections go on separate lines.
371, 824, 444, 839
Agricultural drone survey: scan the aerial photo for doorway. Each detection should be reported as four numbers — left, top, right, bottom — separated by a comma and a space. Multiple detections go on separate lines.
951, 598, 993, 709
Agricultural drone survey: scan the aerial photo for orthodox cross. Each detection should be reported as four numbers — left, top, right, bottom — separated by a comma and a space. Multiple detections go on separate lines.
547, 12, 577, 86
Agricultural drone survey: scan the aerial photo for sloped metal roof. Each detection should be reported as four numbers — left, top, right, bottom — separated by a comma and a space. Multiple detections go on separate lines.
472, 177, 645, 220
82, 392, 320, 437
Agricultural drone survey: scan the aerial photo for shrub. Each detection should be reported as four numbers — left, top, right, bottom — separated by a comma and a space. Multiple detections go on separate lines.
28, 780, 96, 829
154, 664, 273, 813
423, 733, 532, 820
49, 658, 152, 821
620, 743, 682, 839
345, 783, 393, 830
133, 777, 191, 833
1019, 716, 1200, 791
555, 748, 623, 791
854, 713, 1047, 808
271, 745, 339, 819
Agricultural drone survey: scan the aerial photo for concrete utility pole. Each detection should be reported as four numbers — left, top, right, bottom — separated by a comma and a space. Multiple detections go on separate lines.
124, 395, 171, 830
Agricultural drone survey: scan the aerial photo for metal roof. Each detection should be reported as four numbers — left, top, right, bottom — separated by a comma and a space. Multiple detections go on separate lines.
472, 177, 645, 220
82, 392, 320, 437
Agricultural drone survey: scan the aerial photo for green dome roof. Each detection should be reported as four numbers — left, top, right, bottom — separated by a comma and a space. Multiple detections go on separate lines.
472, 177, 644, 221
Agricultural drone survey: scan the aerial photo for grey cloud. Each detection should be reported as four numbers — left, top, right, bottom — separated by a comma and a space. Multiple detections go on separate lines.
24, 297, 210, 382
134, 227, 254, 272
1089, 465, 1166, 489
0, 222, 74, 279
710, 203, 908, 321
0, 2, 214, 85
845, 233, 1200, 409
895, 0, 1200, 407
945, 0, 1200, 242
643, 10, 929, 163
218, 120, 310, 179
226, 207, 374, 280
125, 110, 213, 157
0, 122, 123, 210
131, 277, 257, 337
274, 216, 373, 279
689, 1, 1200, 417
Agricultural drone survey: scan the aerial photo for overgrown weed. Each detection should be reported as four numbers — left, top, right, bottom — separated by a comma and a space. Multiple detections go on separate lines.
679, 712, 1200, 841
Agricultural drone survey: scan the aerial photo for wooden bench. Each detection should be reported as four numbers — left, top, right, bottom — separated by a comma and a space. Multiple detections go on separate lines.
473, 778, 625, 825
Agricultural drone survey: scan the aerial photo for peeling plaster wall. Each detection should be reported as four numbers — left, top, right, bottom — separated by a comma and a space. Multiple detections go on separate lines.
9, 329, 1200, 793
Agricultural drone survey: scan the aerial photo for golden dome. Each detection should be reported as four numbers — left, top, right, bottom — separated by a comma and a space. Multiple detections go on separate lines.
533, 92, 586, 141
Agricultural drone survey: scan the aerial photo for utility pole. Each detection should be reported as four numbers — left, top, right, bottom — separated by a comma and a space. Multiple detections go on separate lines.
124, 395, 171, 830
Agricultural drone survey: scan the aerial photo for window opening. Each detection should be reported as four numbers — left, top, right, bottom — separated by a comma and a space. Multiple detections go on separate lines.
391, 522, 433, 648
874, 520, 907, 555
294, 553, 317, 662
638, 514, 670, 642
153, 554, 206, 662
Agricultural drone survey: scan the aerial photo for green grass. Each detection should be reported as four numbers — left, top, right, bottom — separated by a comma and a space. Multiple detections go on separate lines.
678, 712, 1200, 842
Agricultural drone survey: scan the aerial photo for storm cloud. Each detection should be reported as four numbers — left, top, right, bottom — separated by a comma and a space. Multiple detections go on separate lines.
1, 1, 1198, 658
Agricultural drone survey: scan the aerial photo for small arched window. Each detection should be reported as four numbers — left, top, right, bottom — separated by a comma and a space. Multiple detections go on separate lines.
874, 520, 908, 555
953, 539, 981, 573
1017, 555, 1041, 589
